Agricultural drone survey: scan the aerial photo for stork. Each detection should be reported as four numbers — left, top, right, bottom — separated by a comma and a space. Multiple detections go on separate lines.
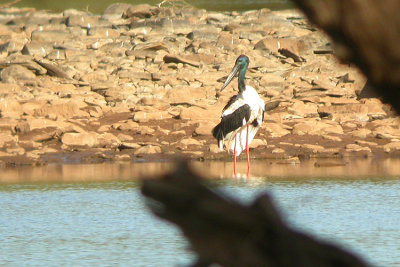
212, 55, 265, 177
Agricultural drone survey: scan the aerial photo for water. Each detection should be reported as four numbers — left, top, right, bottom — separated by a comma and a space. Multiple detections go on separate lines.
1, 159, 400, 266
13, 0, 294, 13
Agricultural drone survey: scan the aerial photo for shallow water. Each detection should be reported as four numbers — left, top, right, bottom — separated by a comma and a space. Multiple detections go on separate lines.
1, 159, 400, 266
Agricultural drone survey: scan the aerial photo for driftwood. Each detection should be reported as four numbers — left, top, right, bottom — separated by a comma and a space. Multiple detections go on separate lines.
142, 161, 370, 267
292, 0, 400, 113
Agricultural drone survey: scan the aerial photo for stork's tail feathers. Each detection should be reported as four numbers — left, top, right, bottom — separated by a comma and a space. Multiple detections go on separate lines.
212, 124, 224, 150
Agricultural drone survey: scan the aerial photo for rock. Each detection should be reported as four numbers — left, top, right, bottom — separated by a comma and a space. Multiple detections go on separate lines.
66, 15, 101, 28
0, 40, 25, 55
80, 70, 109, 83
292, 120, 343, 135
179, 106, 221, 122
298, 144, 326, 153
124, 4, 156, 19
165, 86, 209, 105
373, 126, 400, 139
0, 83, 21, 95
98, 133, 121, 148
383, 142, 400, 152
262, 122, 290, 137
102, 3, 133, 20
30, 129, 58, 142
254, 37, 310, 58
323, 135, 342, 142
117, 133, 134, 142
163, 54, 215, 67
136, 126, 155, 135
61, 132, 99, 147
0, 24, 12, 36
121, 142, 141, 149
172, 130, 186, 136
187, 29, 220, 42
131, 18, 193, 35
23, 118, 69, 132
0, 132, 18, 146
179, 138, 202, 146
272, 148, 285, 154
0, 65, 36, 83
113, 154, 132, 161
259, 73, 285, 89
6, 147, 25, 156
31, 30, 69, 43
97, 125, 111, 132
0, 99, 23, 118
133, 111, 172, 122
87, 28, 120, 38
318, 103, 386, 121
350, 128, 372, 138
209, 144, 222, 153
287, 101, 318, 118
355, 140, 377, 147
115, 121, 139, 131
134, 145, 162, 155
195, 121, 214, 136
249, 138, 267, 148
345, 144, 371, 152
21, 42, 53, 57
33, 101, 89, 119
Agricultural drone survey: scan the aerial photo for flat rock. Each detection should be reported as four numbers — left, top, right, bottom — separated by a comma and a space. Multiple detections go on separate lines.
383, 142, 400, 152
61, 132, 99, 147
0, 132, 18, 146
195, 121, 214, 136
292, 120, 343, 135
134, 145, 162, 155
262, 122, 290, 137
31, 30, 70, 43
1, 65, 36, 83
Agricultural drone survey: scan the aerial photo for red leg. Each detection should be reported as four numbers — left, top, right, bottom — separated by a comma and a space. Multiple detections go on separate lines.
246, 124, 250, 177
234, 133, 237, 177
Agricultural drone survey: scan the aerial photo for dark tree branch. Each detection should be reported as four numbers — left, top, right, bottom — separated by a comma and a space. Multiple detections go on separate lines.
141, 161, 370, 267
292, 0, 400, 113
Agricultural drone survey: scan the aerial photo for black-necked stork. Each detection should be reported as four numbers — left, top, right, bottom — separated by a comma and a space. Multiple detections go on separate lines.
212, 55, 265, 176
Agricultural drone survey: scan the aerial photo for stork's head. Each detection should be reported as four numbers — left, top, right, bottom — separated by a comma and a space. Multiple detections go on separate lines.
221, 55, 250, 91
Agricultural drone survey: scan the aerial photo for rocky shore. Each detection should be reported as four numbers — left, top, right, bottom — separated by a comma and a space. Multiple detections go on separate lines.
0, 3, 399, 167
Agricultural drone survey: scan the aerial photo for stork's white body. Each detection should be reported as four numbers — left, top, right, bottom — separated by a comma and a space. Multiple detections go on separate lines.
218, 85, 265, 156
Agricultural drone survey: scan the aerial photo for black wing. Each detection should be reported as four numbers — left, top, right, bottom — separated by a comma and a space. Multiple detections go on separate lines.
212, 104, 251, 141
222, 94, 241, 112
251, 110, 264, 127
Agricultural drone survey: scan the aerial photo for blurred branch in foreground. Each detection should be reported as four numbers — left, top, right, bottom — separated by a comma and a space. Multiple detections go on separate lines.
292, 0, 400, 113
141, 161, 370, 267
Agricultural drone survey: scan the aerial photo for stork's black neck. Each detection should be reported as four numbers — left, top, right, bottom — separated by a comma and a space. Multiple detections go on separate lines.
238, 65, 247, 93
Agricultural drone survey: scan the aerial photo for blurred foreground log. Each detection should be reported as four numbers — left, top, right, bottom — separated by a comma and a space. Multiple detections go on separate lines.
292, 0, 400, 113
141, 161, 370, 267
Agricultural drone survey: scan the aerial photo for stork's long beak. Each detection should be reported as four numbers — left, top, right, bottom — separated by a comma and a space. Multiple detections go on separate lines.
221, 63, 239, 91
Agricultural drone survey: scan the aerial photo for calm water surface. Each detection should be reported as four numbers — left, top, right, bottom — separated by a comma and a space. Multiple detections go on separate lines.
1, 159, 400, 266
